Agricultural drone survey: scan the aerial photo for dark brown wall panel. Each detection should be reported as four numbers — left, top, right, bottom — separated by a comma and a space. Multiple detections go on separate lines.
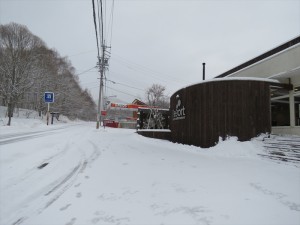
170, 80, 271, 148
137, 130, 171, 141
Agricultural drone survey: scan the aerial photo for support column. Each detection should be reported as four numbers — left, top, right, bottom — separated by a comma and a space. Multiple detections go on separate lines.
289, 90, 295, 127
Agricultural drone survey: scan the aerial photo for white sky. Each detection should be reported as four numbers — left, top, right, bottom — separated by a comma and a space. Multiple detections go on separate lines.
1, 0, 300, 103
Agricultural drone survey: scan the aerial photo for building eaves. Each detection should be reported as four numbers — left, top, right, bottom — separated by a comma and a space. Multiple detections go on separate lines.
215, 35, 300, 78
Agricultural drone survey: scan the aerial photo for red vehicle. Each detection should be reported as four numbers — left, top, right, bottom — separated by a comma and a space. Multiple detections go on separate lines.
103, 119, 119, 128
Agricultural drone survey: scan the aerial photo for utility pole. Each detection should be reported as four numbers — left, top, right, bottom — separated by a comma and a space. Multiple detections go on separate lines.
96, 44, 109, 129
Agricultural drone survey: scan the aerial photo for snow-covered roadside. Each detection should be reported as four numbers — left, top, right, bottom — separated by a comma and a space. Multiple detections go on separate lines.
0, 106, 83, 136
0, 115, 300, 225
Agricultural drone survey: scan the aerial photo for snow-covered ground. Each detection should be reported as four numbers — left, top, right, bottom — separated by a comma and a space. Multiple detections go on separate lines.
0, 111, 300, 225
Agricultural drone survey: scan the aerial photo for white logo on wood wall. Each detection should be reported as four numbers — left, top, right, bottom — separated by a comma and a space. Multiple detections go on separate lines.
173, 96, 186, 120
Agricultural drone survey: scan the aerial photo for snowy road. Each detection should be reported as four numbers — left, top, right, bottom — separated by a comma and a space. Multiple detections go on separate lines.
0, 126, 69, 145
0, 122, 300, 225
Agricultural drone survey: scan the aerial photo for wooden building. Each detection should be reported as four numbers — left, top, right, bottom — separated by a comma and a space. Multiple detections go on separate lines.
170, 79, 273, 148
138, 36, 299, 147
215, 35, 300, 135
169, 36, 299, 147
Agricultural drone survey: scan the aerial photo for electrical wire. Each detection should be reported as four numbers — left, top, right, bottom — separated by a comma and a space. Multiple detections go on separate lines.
68, 50, 96, 58
106, 79, 145, 91
111, 53, 187, 84
92, 0, 101, 60
108, 0, 115, 46
92, 0, 117, 106
102, 0, 115, 47
96, 0, 104, 46
76, 66, 97, 76
106, 86, 141, 99
104, 0, 107, 39
84, 78, 145, 93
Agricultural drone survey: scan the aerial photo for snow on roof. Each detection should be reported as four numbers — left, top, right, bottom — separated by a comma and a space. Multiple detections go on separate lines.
267, 66, 300, 79
216, 36, 300, 78
173, 77, 279, 94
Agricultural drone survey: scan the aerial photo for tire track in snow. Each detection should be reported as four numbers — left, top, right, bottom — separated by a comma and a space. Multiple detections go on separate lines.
41, 136, 91, 210
87, 140, 102, 164
38, 129, 100, 212
7, 126, 90, 225
11, 160, 86, 225
0, 129, 66, 145
44, 163, 81, 196
0, 124, 83, 145
0, 133, 53, 145
6, 125, 98, 225
2, 140, 70, 191
11, 217, 27, 225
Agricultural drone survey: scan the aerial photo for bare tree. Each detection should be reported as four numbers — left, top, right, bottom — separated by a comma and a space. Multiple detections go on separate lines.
0, 23, 97, 123
146, 83, 169, 108
0, 23, 45, 125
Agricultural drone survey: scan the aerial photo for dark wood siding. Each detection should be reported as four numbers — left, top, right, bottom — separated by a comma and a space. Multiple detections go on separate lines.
170, 80, 271, 148
137, 130, 171, 141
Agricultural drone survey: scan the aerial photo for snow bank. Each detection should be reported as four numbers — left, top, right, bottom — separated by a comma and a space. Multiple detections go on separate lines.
168, 135, 265, 161
209, 136, 264, 158
0, 106, 74, 130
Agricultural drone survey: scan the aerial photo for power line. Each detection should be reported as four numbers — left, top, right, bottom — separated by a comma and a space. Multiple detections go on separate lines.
103, 0, 115, 47
76, 66, 97, 76
106, 79, 145, 91
108, 0, 115, 46
92, 0, 114, 128
86, 85, 142, 100
82, 77, 145, 92
96, 0, 104, 46
104, 0, 107, 40
106, 86, 141, 99
111, 53, 187, 84
92, 0, 101, 60
68, 50, 96, 57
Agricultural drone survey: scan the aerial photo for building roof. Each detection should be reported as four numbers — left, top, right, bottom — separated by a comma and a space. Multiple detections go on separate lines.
132, 99, 147, 105
215, 35, 300, 78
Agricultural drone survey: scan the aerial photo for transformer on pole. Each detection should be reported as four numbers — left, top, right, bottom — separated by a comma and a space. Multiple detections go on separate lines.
96, 44, 110, 129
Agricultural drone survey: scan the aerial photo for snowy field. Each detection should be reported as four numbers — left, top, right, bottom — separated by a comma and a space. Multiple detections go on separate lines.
0, 111, 300, 225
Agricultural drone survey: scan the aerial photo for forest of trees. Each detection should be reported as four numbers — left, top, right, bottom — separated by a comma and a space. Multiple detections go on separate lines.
0, 23, 97, 125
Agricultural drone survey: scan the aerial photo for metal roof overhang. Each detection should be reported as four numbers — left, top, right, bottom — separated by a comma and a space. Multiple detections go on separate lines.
269, 82, 293, 91
215, 36, 300, 79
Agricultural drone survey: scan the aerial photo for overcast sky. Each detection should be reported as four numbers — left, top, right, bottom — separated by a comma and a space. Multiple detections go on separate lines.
1, 0, 300, 103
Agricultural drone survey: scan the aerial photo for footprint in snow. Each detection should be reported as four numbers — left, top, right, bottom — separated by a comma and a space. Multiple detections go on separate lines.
60, 203, 71, 211
65, 217, 76, 225
76, 192, 82, 198
74, 183, 81, 188
91, 217, 101, 224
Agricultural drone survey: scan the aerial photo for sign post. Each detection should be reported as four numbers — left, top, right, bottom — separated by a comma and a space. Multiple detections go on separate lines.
44, 92, 54, 125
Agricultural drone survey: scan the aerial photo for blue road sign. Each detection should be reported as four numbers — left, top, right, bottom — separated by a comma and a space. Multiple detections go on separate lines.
44, 92, 54, 103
